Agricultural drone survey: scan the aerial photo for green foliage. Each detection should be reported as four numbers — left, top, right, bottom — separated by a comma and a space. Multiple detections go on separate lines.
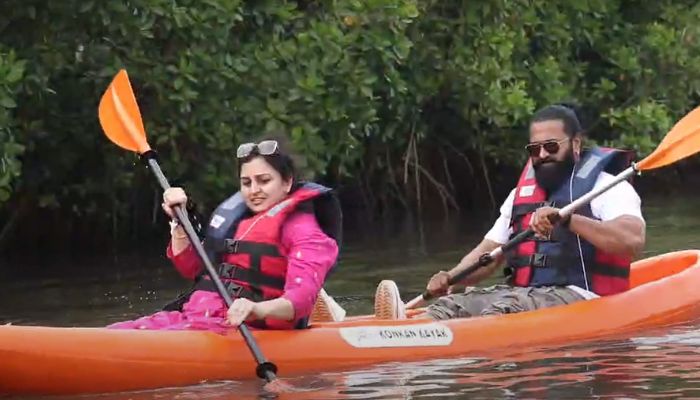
0, 49, 25, 203
2, 0, 700, 242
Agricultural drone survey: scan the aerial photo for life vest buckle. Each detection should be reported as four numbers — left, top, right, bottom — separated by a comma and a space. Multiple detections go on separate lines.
218, 263, 245, 282
220, 279, 256, 301
530, 253, 548, 268
231, 283, 245, 298
533, 233, 552, 242
224, 239, 240, 253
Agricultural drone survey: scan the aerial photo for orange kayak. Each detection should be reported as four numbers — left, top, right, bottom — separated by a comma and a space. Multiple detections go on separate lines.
2, 249, 700, 396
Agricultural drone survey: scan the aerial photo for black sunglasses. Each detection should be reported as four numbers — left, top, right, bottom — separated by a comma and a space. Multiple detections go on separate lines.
236, 140, 279, 159
525, 138, 569, 157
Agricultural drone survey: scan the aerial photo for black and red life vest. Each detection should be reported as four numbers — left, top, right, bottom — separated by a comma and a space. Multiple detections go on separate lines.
191, 182, 341, 329
505, 147, 635, 296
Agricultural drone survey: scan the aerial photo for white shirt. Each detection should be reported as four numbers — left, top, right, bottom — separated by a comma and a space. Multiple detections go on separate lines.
484, 171, 645, 245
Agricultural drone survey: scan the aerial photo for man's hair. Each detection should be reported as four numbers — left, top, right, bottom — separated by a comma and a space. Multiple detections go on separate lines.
530, 104, 582, 138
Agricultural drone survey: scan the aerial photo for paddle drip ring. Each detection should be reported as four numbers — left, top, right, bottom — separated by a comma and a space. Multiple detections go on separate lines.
256, 361, 279, 380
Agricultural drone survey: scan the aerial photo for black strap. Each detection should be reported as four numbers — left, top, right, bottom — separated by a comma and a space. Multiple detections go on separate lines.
589, 263, 630, 278
510, 254, 630, 279
512, 201, 560, 218
224, 239, 281, 257
222, 239, 284, 302
193, 276, 265, 302
509, 253, 579, 269
161, 286, 197, 311
512, 202, 545, 218
508, 226, 552, 242
218, 263, 286, 290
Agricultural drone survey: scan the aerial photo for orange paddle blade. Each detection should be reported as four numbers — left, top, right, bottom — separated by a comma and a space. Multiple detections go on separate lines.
98, 69, 151, 154
637, 104, 700, 171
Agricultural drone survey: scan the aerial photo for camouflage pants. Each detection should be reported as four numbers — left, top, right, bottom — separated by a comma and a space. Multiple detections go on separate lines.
425, 284, 586, 320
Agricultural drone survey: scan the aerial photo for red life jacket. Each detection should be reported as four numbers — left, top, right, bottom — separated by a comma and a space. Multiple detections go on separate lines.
221, 185, 330, 329
505, 147, 634, 296
186, 182, 340, 329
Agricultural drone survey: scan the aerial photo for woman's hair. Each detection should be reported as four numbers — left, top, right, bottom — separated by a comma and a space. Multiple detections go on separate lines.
238, 133, 297, 183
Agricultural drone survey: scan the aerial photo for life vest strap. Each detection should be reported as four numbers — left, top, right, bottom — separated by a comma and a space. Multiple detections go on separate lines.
218, 263, 286, 290
512, 201, 556, 219
509, 227, 555, 242
224, 239, 281, 257
510, 254, 629, 277
589, 263, 630, 278
510, 253, 580, 269
193, 276, 266, 303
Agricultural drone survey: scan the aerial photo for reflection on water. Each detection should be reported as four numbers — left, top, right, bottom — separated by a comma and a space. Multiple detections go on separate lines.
2, 193, 700, 398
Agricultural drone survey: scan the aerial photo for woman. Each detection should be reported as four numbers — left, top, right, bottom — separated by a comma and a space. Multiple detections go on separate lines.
109, 139, 341, 331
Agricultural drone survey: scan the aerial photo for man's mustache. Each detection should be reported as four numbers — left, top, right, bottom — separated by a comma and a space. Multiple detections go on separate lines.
535, 158, 557, 166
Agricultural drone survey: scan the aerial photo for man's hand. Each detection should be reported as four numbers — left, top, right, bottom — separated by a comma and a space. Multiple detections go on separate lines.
426, 270, 451, 297
530, 206, 562, 238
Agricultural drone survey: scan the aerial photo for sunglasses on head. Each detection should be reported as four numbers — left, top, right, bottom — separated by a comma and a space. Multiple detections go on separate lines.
525, 138, 569, 157
236, 140, 279, 159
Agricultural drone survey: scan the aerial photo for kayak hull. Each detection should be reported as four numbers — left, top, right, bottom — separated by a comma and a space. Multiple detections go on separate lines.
2, 250, 700, 396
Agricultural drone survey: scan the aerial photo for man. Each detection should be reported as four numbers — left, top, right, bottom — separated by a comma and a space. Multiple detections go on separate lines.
374, 104, 646, 320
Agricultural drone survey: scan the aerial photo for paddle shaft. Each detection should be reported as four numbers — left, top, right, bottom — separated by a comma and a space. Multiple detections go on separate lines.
145, 156, 278, 382
405, 164, 638, 309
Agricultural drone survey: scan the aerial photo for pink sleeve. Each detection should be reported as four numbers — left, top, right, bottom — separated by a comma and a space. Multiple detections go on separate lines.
280, 212, 339, 319
166, 241, 203, 280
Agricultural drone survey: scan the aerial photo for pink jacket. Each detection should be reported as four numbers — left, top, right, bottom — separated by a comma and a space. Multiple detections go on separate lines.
166, 211, 338, 320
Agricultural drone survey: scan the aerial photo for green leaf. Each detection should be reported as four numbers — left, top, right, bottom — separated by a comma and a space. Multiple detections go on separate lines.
0, 95, 17, 109
38, 194, 58, 208
6, 62, 25, 83
79, 1, 94, 13
0, 188, 9, 202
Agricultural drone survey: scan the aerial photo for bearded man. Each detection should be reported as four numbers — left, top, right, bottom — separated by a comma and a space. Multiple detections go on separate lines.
373, 104, 647, 320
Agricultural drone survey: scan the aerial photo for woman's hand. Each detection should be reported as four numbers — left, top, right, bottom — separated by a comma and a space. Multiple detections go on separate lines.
226, 298, 264, 326
162, 187, 188, 219
163, 187, 191, 251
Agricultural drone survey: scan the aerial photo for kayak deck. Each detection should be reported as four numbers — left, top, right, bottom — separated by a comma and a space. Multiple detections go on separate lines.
2, 249, 700, 396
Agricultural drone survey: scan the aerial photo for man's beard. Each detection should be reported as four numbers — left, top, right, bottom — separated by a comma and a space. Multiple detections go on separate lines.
533, 149, 575, 193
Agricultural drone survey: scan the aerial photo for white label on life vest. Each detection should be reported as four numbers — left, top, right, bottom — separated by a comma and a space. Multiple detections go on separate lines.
209, 214, 226, 229
339, 323, 453, 348
519, 185, 536, 197
576, 154, 601, 179
267, 198, 293, 217
525, 163, 535, 179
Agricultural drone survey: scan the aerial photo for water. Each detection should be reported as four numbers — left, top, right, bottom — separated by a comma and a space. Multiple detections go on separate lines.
1, 193, 700, 399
